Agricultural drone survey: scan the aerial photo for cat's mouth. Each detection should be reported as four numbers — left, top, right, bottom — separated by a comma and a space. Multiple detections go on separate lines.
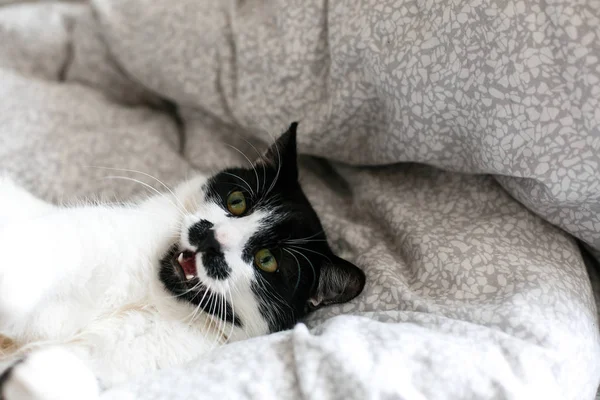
176, 250, 197, 280
158, 245, 201, 289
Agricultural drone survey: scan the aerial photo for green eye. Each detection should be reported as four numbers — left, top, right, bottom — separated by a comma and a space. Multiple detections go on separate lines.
254, 249, 278, 273
227, 191, 247, 216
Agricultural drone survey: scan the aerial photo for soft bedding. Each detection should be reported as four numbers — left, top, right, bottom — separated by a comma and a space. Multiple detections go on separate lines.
0, 0, 599, 399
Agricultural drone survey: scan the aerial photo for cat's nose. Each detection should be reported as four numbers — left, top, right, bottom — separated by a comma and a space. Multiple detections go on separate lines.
214, 225, 241, 250
188, 220, 221, 253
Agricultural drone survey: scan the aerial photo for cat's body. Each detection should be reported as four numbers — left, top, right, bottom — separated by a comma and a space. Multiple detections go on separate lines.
0, 176, 223, 391
0, 124, 366, 400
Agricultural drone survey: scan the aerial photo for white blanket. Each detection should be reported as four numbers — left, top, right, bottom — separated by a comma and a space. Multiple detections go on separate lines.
0, 1, 598, 398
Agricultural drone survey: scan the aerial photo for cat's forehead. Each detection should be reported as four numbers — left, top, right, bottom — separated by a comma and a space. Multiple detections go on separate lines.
205, 164, 278, 194
206, 166, 317, 215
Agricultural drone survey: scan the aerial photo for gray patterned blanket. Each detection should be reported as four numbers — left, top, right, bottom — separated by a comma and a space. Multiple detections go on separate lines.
1, 0, 599, 399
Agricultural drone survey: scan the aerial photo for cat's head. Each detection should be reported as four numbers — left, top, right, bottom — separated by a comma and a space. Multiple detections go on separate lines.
159, 123, 365, 340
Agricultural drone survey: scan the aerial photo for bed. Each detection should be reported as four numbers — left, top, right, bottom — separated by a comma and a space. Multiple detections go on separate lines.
1, 0, 599, 398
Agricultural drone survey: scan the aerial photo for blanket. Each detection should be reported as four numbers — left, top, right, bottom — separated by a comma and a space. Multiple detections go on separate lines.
0, 0, 599, 399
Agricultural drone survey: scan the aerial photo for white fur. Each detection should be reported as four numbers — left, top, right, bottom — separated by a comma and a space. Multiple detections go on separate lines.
1, 347, 99, 400
0, 175, 272, 399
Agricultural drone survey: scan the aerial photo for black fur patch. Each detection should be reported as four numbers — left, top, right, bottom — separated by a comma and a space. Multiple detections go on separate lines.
201, 251, 230, 280
188, 219, 215, 250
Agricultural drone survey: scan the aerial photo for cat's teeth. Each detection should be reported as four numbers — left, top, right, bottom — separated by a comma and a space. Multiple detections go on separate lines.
178, 252, 184, 264
185, 274, 195, 280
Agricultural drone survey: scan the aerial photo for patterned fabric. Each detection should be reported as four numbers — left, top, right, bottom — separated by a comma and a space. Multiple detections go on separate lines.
0, 0, 598, 399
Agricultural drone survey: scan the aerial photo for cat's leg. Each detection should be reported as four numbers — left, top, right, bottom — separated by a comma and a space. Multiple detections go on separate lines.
0, 347, 99, 400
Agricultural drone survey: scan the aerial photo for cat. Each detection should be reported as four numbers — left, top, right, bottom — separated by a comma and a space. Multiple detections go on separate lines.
0, 123, 366, 400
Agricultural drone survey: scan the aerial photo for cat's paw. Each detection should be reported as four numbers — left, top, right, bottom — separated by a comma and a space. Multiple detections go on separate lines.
0, 348, 100, 400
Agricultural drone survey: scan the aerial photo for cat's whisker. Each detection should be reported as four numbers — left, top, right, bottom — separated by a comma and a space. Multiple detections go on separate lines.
216, 292, 225, 346
180, 297, 199, 324
185, 300, 204, 326
212, 293, 225, 349
211, 294, 223, 349
285, 247, 318, 292
287, 245, 333, 263
209, 294, 221, 344
89, 166, 188, 214
219, 292, 227, 344
225, 144, 260, 195
263, 283, 294, 328
180, 285, 203, 322
202, 292, 216, 337
283, 248, 302, 296
186, 303, 204, 326
284, 237, 327, 244
198, 295, 211, 334
186, 285, 211, 323
221, 172, 255, 198
174, 279, 205, 300
265, 137, 282, 197
235, 135, 267, 194
232, 283, 262, 334
284, 230, 326, 243
253, 281, 277, 329
226, 284, 236, 343
102, 176, 187, 219
256, 276, 288, 310
255, 275, 295, 327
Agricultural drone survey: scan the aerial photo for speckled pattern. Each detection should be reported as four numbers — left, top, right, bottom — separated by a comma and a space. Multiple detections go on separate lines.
0, 1, 598, 399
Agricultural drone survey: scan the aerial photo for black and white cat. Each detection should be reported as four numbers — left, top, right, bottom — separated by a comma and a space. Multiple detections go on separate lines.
0, 123, 365, 399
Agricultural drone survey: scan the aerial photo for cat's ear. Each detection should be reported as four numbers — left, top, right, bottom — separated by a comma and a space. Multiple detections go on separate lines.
261, 122, 299, 182
308, 255, 366, 310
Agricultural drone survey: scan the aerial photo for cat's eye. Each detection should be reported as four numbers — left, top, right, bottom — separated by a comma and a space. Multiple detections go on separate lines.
254, 249, 278, 273
227, 191, 247, 216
